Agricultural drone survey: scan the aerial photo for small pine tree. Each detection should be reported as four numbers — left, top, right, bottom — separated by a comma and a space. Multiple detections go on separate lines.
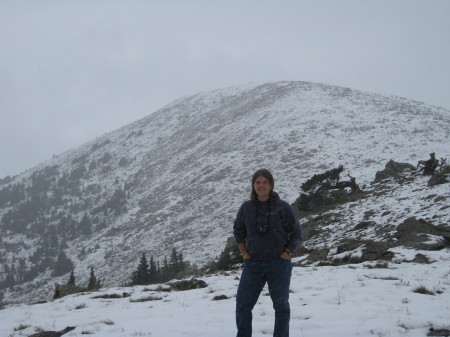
301, 165, 344, 193
87, 266, 98, 290
169, 248, 179, 276
67, 270, 75, 286
296, 165, 345, 211
156, 261, 161, 281
132, 253, 150, 285
162, 256, 170, 281
148, 256, 158, 284
79, 214, 92, 236
52, 251, 74, 277
178, 251, 186, 271
108, 188, 127, 215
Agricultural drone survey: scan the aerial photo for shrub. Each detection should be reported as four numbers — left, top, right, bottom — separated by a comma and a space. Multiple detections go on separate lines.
413, 285, 434, 295
434, 165, 450, 185
102, 319, 115, 325
14, 324, 30, 331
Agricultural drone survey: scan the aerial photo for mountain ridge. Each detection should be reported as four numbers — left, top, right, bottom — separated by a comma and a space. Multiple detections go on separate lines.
1, 81, 449, 303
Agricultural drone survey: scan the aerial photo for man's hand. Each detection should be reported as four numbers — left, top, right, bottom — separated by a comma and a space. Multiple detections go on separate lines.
280, 250, 291, 260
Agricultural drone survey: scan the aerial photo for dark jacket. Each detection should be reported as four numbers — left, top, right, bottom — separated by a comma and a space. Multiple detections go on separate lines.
233, 194, 302, 260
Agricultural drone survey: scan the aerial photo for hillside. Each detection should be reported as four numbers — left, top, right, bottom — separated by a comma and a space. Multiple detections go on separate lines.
0, 81, 449, 304
1, 252, 449, 337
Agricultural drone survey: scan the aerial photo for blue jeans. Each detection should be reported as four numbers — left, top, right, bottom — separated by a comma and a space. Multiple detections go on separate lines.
236, 258, 293, 337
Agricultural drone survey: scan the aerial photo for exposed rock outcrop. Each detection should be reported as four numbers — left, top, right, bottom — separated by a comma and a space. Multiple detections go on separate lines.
169, 278, 208, 291
373, 160, 416, 182
28, 326, 75, 337
395, 217, 450, 250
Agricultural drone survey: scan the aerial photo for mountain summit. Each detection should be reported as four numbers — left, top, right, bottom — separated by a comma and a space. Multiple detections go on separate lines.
1, 81, 449, 303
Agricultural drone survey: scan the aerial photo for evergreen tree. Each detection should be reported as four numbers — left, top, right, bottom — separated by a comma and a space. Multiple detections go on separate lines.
44, 226, 59, 255
301, 165, 344, 193
129, 250, 193, 285
156, 261, 161, 281
162, 256, 170, 281
169, 248, 179, 276
2, 273, 15, 289
87, 266, 98, 290
109, 188, 127, 215
17, 258, 26, 283
88, 160, 97, 171
67, 270, 75, 286
79, 214, 92, 236
296, 165, 346, 211
148, 256, 158, 284
132, 253, 150, 285
52, 251, 74, 277
178, 251, 186, 274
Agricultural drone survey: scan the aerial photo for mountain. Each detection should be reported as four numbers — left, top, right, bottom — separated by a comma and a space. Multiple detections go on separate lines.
1, 81, 449, 304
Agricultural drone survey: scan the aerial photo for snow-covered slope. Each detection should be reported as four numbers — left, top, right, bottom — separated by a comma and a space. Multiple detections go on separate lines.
1, 250, 449, 337
1, 81, 449, 303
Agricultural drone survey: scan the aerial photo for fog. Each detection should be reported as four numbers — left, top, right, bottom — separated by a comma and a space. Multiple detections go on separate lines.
1, 0, 449, 178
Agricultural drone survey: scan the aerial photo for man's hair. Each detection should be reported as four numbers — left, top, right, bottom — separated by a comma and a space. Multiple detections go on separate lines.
251, 168, 276, 201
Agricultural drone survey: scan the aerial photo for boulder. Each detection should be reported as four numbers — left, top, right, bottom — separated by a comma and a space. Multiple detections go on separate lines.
326, 239, 390, 264
304, 248, 330, 264
361, 241, 389, 261
413, 253, 430, 264
352, 221, 376, 231
373, 160, 415, 182
169, 278, 208, 291
212, 295, 229, 301
395, 217, 449, 250
427, 328, 450, 336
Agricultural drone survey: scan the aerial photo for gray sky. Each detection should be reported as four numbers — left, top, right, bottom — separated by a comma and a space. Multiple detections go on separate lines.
1, 0, 449, 178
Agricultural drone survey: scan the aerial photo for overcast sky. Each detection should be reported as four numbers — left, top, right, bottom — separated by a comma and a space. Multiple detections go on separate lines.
1, 0, 449, 178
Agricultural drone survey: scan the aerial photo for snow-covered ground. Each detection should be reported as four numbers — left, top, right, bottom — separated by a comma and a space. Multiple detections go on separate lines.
2, 248, 449, 337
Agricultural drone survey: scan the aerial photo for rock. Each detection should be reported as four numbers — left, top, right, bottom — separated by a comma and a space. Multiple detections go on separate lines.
352, 221, 376, 231
28, 326, 75, 337
336, 239, 361, 254
169, 278, 208, 291
413, 253, 430, 264
428, 174, 447, 187
304, 248, 330, 264
212, 295, 229, 300
224, 236, 236, 249
373, 160, 415, 183
434, 195, 446, 202
92, 293, 122, 299
397, 217, 439, 235
428, 328, 450, 336
324, 239, 391, 264
361, 241, 389, 261
395, 217, 449, 250
53, 284, 87, 299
